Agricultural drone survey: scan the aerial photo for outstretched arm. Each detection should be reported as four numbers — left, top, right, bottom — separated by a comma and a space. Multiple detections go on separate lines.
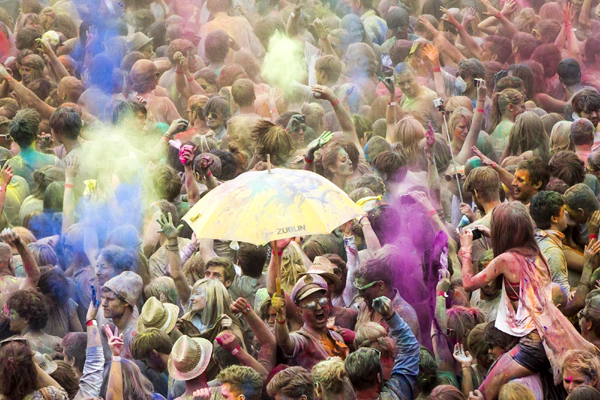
456, 82, 487, 164
0, 64, 56, 119
157, 212, 192, 304
4, 229, 41, 290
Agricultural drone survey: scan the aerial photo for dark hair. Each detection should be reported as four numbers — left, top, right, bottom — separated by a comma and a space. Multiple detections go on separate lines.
27, 78, 54, 101
548, 151, 585, 187
586, 36, 600, 66
512, 32, 538, 60
517, 158, 550, 191
167, 39, 194, 64
238, 243, 267, 278
37, 266, 70, 306
573, 90, 600, 115
458, 58, 485, 79
152, 164, 182, 202
209, 149, 237, 180
558, 58, 582, 87
371, 150, 408, 182
463, 167, 501, 203
485, 35, 512, 64
484, 320, 520, 351
418, 347, 440, 395
51, 360, 79, 399
7, 289, 49, 330
529, 191, 565, 230
508, 63, 536, 98
15, 26, 42, 50
49, 106, 82, 140
62, 332, 87, 372
99, 245, 136, 276
10, 108, 40, 147
267, 366, 314, 399
354, 255, 393, 287
205, 30, 230, 63
0, 340, 37, 399
389, 39, 413, 66
111, 101, 147, 125
491, 202, 540, 258
567, 386, 600, 400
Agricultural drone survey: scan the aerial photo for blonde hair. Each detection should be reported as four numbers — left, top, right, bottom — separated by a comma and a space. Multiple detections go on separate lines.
189, 278, 239, 328
280, 241, 309, 294
502, 111, 549, 160
499, 382, 535, 400
445, 96, 473, 113
561, 350, 600, 384
514, 7, 540, 33
394, 117, 425, 167
449, 107, 474, 141
549, 121, 574, 156
489, 89, 525, 134
312, 357, 355, 399
182, 252, 205, 285
252, 120, 294, 167
354, 322, 397, 359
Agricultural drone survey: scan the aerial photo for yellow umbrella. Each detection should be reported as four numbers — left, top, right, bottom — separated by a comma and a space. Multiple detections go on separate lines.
182, 168, 364, 246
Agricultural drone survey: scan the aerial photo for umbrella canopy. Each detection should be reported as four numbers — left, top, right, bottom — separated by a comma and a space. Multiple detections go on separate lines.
182, 168, 364, 245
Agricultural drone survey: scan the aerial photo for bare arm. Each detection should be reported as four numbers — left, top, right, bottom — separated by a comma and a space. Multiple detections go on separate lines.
442, 8, 482, 60
62, 158, 78, 233
481, 0, 519, 38
359, 216, 382, 255
313, 21, 339, 58
580, 0, 593, 28
158, 213, 192, 304
562, 240, 600, 317
199, 238, 218, 264
423, 44, 447, 99
104, 326, 124, 400
0, 66, 56, 119
0, 165, 12, 224
286, 6, 303, 38
271, 293, 295, 355
456, 84, 487, 164
38, 40, 71, 81
472, 146, 516, 200
8, 230, 41, 290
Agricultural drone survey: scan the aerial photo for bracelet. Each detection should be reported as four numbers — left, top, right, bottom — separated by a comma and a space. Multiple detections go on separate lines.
476, 108, 484, 114
176, 70, 184, 74
277, 318, 286, 325
112, 356, 121, 362
388, 102, 396, 106
458, 24, 465, 30
436, 290, 448, 298
491, 162, 497, 169
241, 306, 249, 314
65, 183, 74, 189
86, 319, 97, 327
433, 66, 441, 73
590, 234, 598, 241
0, 186, 6, 192
272, 250, 283, 256
496, 11, 502, 19
428, 209, 437, 217
231, 346, 241, 355
304, 157, 314, 164
270, 109, 277, 114
359, 216, 370, 226
162, 135, 171, 142
187, 76, 194, 82
166, 244, 179, 252
331, 99, 340, 107
205, 170, 212, 178
4, 75, 10, 82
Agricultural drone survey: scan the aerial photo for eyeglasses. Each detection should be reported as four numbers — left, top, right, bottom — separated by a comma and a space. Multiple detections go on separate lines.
445, 173, 464, 182
300, 297, 329, 311
354, 280, 382, 292
206, 112, 219, 119
578, 309, 588, 320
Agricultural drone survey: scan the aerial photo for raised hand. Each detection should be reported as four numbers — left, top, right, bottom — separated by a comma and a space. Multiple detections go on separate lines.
471, 146, 494, 166
440, 7, 460, 27
501, 0, 517, 16
459, 228, 474, 251
418, 15, 437, 33
423, 43, 440, 66
437, 269, 451, 293
481, 0, 500, 17
271, 293, 286, 316
0, 163, 12, 188
313, 20, 329, 41
476, 79, 487, 101
65, 157, 79, 181
462, 6, 478, 25
231, 297, 251, 314
378, 76, 395, 95
563, 2, 575, 26
103, 324, 124, 357
286, 114, 305, 133
372, 296, 394, 319
192, 388, 212, 400
0, 228, 21, 247
307, 131, 334, 156
216, 330, 240, 352
310, 85, 337, 103
589, 210, 600, 236
156, 212, 183, 240
584, 238, 600, 266
453, 343, 473, 367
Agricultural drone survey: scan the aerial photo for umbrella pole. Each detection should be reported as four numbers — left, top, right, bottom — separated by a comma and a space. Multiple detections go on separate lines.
274, 240, 282, 295
267, 154, 272, 173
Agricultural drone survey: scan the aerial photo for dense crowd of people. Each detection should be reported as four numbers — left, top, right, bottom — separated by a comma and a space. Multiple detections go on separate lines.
4, 0, 600, 398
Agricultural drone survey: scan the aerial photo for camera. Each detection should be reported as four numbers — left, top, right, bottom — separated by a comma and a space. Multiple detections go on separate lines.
471, 228, 483, 240
433, 98, 445, 110
474, 78, 484, 88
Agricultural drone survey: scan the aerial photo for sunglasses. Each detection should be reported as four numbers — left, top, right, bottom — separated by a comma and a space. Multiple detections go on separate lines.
300, 297, 329, 311
578, 309, 587, 320
445, 173, 464, 182
206, 112, 220, 119
354, 280, 382, 292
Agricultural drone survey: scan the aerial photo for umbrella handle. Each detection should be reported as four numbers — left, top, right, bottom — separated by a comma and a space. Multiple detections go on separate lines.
274, 240, 281, 295
276, 278, 281, 295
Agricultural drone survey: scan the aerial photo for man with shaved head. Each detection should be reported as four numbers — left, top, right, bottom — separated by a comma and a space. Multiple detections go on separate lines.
130, 59, 181, 124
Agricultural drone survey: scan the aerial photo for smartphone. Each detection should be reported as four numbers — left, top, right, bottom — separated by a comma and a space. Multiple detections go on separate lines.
474, 78, 484, 88
494, 70, 507, 85
471, 228, 483, 241
91, 285, 100, 308
372, 298, 382, 308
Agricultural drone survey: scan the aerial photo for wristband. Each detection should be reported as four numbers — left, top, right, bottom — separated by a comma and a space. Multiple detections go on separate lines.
231, 346, 241, 355
436, 290, 448, 298
205, 170, 212, 178
86, 319, 97, 327
112, 356, 121, 362
272, 250, 283, 256
175, 70, 184, 74
331, 99, 340, 107
270, 108, 277, 114
187, 76, 194, 82
428, 209, 437, 217
388, 102, 396, 106
476, 108, 484, 114
4, 75, 10, 82
457, 24, 465, 30
65, 183, 74, 189
496, 11, 502, 19
0, 186, 6, 192
433, 66, 441, 73
277, 318, 287, 325
162, 135, 170, 142
491, 162, 497, 169
591, 234, 598, 241
304, 157, 314, 164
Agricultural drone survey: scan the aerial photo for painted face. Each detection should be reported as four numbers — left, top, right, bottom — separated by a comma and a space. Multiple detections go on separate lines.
101, 290, 127, 319
205, 266, 227, 286
395, 71, 419, 98
21, 65, 33, 85
298, 291, 330, 330
8, 308, 25, 333
190, 286, 207, 312
265, 305, 278, 329
355, 277, 382, 308
510, 99, 526, 120
511, 169, 537, 203
453, 117, 469, 142
563, 369, 593, 394
581, 108, 599, 128
565, 203, 588, 225
333, 149, 353, 176
197, 78, 217, 95
205, 110, 225, 130
481, 41, 494, 62
95, 255, 117, 287
554, 205, 569, 232
220, 383, 240, 400
290, 127, 305, 146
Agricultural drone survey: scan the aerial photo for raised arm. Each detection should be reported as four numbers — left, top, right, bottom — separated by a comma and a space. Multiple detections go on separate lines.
3, 229, 41, 290
62, 158, 78, 233
38, 39, 71, 82
423, 44, 447, 99
271, 292, 295, 355
311, 85, 363, 155
104, 325, 124, 400
562, 239, 600, 317
381, 76, 398, 143
431, 271, 457, 375
304, 131, 333, 171
0, 164, 13, 222
313, 20, 339, 58
217, 330, 270, 380
442, 7, 482, 60
472, 146, 516, 200
481, 0, 519, 38
76, 300, 105, 399
456, 82, 487, 164
0, 64, 56, 119
157, 212, 192, 304
579, 0, 593, 28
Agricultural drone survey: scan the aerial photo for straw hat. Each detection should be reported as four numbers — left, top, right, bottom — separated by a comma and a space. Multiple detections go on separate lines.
34, 351, 57, 374
137, 296, 180, 333
300, 256, 342, 293
167, 336, 212, 381
127, 32, 153, 52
